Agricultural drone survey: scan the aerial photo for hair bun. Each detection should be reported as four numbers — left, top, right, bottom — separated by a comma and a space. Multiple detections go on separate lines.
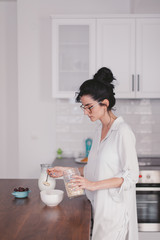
93, 67, 115, 84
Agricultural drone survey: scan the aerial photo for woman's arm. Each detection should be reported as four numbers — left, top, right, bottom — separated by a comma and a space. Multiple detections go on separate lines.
48, 166, 85, 178
73, 176, 124, 192
117, 126, 139, 190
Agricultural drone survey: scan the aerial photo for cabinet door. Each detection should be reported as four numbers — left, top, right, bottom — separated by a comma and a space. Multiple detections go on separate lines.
136, 18, 160, 98
97, 19, 136, 98
52, 19, 96, 98
139, 232, 160, 240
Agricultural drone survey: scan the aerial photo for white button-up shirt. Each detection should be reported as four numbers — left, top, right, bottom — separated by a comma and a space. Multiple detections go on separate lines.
84, 117, 139, 240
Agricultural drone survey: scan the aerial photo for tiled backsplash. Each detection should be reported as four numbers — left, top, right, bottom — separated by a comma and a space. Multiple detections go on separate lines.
55, 99, 160, 157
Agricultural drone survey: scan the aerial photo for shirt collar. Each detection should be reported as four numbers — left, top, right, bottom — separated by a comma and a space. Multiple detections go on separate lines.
110, 116, 124, 131
99, 116, 124, 142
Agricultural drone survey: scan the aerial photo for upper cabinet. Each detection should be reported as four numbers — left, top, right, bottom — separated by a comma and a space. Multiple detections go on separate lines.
51, 18, 96, 98
97, 17, 160, 99
97, 18, 136, 98
51, 15, 160, 99
136, 18, 160, 98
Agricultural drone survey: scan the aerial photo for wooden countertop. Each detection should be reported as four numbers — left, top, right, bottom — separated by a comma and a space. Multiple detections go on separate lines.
0, 179, 91, 240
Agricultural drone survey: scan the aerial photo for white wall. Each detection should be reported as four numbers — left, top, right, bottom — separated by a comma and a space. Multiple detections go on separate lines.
0, 1, 18, 178
17, 0, 132, 179
17, 0, 56, 178
1, 0, 160, 178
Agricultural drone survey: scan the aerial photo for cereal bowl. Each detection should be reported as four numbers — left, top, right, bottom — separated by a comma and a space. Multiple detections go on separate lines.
40, 189, 64, 207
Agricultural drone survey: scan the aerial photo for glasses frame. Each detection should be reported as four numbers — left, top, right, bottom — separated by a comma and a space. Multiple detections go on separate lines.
80, 101, 102, 113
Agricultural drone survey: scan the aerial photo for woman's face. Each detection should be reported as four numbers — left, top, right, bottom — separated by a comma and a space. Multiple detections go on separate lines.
80, 95, 107, 122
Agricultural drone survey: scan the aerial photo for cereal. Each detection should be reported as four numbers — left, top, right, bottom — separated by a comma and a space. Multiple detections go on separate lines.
63, 168, 84, 199
65, 182, 84, 198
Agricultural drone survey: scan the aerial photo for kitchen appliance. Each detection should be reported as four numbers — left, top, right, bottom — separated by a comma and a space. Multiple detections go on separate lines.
136, 157, 160, 232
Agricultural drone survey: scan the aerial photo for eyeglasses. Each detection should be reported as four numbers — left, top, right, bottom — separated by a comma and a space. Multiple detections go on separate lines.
80, 102, 101, 113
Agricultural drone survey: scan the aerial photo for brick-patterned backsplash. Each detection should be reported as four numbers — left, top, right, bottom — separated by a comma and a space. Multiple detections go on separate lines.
55, 99, 160, 158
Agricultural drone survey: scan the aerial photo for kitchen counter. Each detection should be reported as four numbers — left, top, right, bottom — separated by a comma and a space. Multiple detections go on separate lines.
53, 157, 86, 168
0, 179, 91, 240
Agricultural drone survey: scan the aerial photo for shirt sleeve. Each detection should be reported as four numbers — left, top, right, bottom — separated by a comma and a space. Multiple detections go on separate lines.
109, 124, 139, 202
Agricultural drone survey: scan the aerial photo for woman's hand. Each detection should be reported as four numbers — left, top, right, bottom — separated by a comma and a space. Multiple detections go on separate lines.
72, 175, 96, 191
47, 166, 68, 178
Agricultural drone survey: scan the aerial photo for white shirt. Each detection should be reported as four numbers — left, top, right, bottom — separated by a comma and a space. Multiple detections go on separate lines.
84, 117, 139, 240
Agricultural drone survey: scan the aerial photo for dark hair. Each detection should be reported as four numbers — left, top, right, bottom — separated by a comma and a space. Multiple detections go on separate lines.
75, 67, 116, 110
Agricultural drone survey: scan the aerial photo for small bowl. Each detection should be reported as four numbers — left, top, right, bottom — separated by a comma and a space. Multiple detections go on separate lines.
12, 190, 31, 198
40, 189, 64, 207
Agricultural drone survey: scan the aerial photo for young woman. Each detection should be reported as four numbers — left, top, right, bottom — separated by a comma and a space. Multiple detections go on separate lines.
48, 67, 139, 240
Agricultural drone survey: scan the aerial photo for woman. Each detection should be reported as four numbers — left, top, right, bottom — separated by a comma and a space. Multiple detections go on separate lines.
48, 67, 139, 240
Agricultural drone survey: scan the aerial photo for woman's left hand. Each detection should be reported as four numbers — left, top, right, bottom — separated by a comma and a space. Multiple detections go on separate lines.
71, 175, 96, 191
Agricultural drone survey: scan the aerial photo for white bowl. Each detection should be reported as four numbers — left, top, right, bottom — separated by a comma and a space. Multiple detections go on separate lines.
40, 189, 64, 207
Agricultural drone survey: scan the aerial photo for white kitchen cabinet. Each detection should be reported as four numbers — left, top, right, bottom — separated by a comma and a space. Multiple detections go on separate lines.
136, 18, 160, 98
97, 18, 136, 98
139, 232, 160, 240
51, 18, 96, 98
52, 16, 160, 99
97, 17, 160, 99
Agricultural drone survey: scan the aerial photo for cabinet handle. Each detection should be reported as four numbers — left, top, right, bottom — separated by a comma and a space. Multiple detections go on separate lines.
132, 74, 135, 91
137, 74, 140, 91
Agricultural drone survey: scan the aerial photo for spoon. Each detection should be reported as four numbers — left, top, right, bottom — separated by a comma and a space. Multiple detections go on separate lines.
43, 173, 50, 186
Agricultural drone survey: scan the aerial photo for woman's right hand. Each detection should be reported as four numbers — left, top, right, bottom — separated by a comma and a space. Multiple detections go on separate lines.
47, 166, 68, 178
